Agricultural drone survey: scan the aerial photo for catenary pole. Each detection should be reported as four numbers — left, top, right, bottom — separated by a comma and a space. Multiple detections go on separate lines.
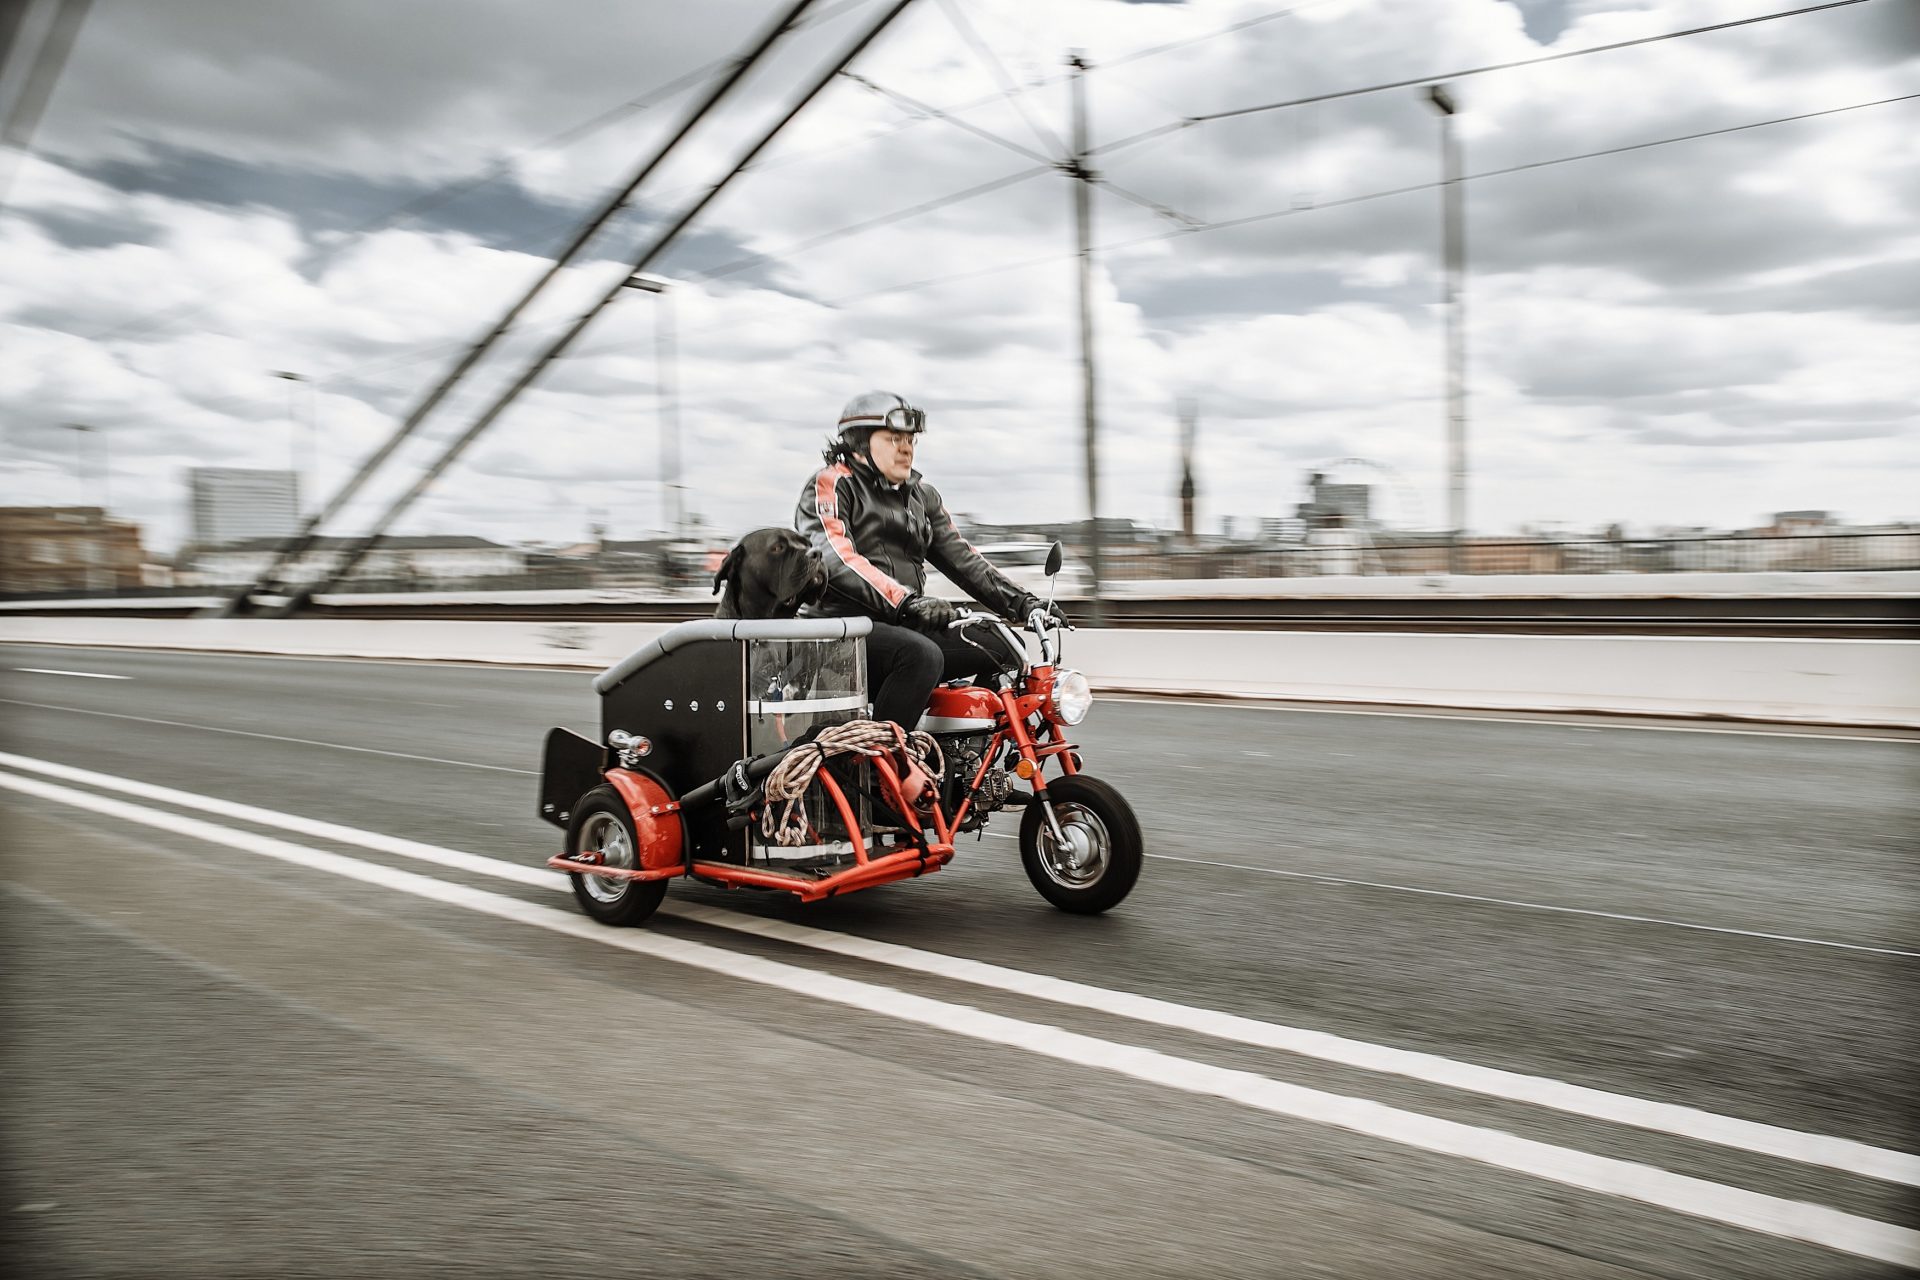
1428, 83, 1468, 572
289, 0, 920, 608
221, 0, 824, 615
659, 286, 681, 538
1067, 50, 1104, 621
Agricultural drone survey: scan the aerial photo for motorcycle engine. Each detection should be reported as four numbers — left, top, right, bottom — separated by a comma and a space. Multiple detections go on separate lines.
940, 732, 1008, 831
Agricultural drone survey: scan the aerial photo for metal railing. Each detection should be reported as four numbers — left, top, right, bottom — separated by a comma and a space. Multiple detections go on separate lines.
1092, 531, 1920, 580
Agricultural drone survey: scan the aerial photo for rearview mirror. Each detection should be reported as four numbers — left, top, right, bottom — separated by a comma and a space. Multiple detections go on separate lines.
1045, 541, 1064, 577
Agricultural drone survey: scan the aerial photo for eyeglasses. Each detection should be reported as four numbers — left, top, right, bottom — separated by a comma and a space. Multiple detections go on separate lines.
883, 406, 926, 433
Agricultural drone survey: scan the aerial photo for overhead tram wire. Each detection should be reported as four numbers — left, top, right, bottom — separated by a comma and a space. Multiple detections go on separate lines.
687, 162, 1054, 283
915, 3, 1208, 231
821, 90, 1919, 307
746, 0, 1328, 178
841, 73, 1056, 165
1090, 0, 1881, 158
932, 0, 1069, 158
841, 72, 1204, 227
1096, 1, 1331, 73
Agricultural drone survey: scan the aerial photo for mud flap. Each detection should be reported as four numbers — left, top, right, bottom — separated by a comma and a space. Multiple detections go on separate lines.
539, 727, 605, 828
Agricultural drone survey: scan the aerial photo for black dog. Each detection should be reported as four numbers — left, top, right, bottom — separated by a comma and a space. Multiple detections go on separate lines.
713, 527, 828, 619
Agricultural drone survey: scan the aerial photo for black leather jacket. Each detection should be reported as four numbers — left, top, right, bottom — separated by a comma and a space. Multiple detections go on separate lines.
795, 457, 1032, 622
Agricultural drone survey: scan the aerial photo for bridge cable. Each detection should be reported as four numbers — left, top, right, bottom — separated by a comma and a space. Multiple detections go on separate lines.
1091, 0, 1880, 158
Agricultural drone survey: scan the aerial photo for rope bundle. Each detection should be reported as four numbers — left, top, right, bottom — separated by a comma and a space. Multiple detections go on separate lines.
761, 719, 945, 847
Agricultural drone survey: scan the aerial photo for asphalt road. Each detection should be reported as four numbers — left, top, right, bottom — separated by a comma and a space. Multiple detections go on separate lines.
2, 643, 1915, 1279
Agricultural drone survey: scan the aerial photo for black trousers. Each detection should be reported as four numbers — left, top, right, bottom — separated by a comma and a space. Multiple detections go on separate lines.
864, 618, 1022, 729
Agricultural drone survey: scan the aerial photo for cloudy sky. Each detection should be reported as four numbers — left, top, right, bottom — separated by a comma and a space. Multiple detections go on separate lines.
1, 0, 1915, 552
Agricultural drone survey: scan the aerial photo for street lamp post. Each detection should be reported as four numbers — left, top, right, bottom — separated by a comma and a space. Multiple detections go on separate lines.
61, 421, 98, 507
622, 273, 681, 540
1425, 83, 1468, 574
271, 370, 315, 515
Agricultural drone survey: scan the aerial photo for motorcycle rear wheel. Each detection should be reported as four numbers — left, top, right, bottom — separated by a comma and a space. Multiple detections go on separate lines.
1018, 774, 1142, 914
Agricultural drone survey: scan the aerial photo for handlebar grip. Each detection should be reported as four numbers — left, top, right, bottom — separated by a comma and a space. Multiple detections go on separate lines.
679, 749, 787, 811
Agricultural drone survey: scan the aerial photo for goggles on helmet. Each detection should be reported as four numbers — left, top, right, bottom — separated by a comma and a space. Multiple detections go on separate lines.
838, 391, 927, 434
882, 406, 926, 433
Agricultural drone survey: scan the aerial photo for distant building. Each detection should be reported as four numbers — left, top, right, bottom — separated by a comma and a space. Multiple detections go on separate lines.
1767, 510, 1834, 533
188, 468, 300, 546
179, 535, 524, 588
0, 507, 147, 593
1296, 471, 1372, 529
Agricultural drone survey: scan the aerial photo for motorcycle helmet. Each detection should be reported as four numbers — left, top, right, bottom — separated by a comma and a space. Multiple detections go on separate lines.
837, 390, 926, 436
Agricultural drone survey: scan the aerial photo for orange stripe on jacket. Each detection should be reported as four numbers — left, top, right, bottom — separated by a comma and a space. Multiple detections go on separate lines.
816, 463, 911, 608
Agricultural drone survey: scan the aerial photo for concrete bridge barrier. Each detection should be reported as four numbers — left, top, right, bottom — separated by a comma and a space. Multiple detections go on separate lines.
3, 616, 1914, 728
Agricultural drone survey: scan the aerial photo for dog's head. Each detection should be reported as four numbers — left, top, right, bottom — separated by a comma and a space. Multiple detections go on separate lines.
713, 527, 828, 619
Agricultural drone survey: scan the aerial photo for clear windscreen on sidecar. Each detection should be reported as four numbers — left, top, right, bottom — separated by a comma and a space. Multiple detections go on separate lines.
745, 635, 871, 859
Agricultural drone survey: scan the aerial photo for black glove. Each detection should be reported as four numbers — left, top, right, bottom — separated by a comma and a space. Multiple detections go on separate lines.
1014, 594, 1070, 629
900, 593, 959, 633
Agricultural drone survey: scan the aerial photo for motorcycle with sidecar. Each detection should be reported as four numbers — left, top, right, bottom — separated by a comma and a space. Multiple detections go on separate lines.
538, 546, 1141, 923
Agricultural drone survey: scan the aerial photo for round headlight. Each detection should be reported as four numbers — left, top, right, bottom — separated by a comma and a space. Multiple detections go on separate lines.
1053, 668, 1092, 725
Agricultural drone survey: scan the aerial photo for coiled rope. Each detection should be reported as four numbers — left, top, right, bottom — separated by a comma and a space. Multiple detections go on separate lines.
761, 719, 945, 847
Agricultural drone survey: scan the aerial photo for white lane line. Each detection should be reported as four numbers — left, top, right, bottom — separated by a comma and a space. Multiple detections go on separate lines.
2, 747, 1914, 1190
982, 833, 1920, 959
1144, 853, 1920, 959
1, 772, 1915, 1270
12, 667, 130, 680
0, 699, 537, 776
658, 900, 1920, 1188
0, 749, 553, 888
1101, 696, 1920, 744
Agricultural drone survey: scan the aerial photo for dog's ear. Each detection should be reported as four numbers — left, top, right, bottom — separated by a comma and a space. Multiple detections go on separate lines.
712, 544, 743, 595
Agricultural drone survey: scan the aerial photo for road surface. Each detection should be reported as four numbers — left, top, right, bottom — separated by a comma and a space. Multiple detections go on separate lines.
2, 644, 1914, 1278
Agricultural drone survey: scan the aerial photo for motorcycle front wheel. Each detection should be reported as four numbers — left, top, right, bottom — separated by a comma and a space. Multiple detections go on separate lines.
1018, 774, 1143, 914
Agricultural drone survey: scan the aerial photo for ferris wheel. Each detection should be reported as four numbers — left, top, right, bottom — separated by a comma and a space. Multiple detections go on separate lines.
1309, 456, 1433, 534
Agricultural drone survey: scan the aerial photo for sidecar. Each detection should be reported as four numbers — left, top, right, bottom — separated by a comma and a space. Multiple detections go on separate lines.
538, 616, 956, 925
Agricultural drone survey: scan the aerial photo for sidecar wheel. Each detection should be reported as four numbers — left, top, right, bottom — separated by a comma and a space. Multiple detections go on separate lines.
1019, 774, 1142, 914
566, 786, 669, 926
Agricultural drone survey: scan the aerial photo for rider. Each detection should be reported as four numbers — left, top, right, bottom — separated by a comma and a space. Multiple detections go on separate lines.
796, 391, 1066, 731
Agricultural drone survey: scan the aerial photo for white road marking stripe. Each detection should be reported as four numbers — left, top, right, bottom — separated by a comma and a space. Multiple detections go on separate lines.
2, 747, 1914, 1190
1101, 696, 1920, 743
12, 667, 129, 680
0, 700, 538, 775
0, 749, 553, 887
657, 901, 1920, 1187
0, 769, 1914, 1268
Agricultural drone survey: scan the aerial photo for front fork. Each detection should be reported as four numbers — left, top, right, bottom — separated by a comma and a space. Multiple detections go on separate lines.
998, 692, 1077, 845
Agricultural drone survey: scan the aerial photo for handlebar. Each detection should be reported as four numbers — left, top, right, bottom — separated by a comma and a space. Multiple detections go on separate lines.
947, 607, 1069, 667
